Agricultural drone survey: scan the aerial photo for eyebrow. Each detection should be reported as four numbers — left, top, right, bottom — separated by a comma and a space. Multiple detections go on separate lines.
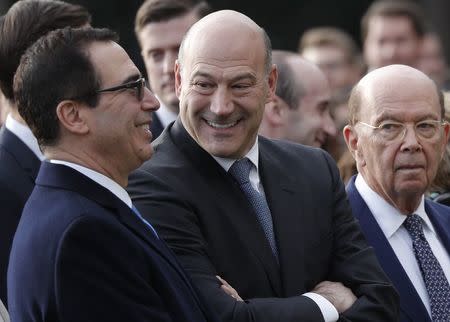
375, 111, 441, 123
190, 71, 257, 83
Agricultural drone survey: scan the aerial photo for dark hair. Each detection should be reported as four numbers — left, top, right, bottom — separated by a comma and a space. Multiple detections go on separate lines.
14, 27, 118, 147
135, 0, 211, 37
272, 50, 303, 109
0, 0, 91, 101
361, 0, 426, 42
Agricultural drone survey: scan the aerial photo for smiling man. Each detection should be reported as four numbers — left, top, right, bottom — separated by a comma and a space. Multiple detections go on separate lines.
7, 27, 217, 321
344, 64, 450, 322
128, 10, 398, 322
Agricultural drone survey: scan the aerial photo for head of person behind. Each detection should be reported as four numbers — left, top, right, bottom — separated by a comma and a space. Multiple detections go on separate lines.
299, 26, 364, 92
0, 0, 91, 122
175, 9, 277, 159
258, 50, 336, 148
362, 0, 426, 71
135, 0, 212, 115
343, 64, 449, 214
14, 26, 160, 186
416, 31, 449, 89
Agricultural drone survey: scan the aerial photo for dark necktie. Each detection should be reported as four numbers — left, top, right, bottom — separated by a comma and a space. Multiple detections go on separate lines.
403, 214, 450, 321
132, 205, 159, 238
228, 158, 278, 261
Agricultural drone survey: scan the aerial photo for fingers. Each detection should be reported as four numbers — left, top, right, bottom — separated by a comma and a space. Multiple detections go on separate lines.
217, 275, 243, 301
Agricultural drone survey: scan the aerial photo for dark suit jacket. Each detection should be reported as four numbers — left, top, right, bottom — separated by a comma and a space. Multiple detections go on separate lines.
151, 112, 164, 142
347, 175, 450, 322
8, 161, 214, 322
128, 120, 399, 322
0, 126, 40, 307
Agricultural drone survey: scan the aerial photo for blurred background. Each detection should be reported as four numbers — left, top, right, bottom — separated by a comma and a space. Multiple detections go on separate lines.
1, 0, 449, 77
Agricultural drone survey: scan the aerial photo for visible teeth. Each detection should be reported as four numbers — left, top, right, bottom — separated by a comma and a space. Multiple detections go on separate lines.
206, 120, 237, 129
139, 124, 149, 130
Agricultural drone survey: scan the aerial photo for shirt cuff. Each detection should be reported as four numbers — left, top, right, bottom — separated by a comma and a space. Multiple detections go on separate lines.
303, 292, 339, 322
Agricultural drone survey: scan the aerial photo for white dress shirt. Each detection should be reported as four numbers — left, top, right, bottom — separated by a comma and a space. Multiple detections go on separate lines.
50, 159, 132, 207
355, 174, 450, 317
213, 138, 339, 322
154, 99, 177, 128
5, 114, 44, 161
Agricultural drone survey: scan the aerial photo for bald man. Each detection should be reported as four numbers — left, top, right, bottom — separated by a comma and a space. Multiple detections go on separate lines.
259, 50, 336, 147
129, 10, 399, 322
344, 64, 450, 322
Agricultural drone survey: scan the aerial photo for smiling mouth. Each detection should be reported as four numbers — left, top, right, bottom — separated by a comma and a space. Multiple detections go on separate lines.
205, 119, 238, 129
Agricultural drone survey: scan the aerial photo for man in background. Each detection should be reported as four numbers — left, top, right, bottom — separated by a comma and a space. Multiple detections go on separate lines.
361, 0, 425, 71
0, 0, 91, 307
135, 0, 211, 139
299, 27, 363, 93
344, 64, 450, 321
259, 50, 336, 148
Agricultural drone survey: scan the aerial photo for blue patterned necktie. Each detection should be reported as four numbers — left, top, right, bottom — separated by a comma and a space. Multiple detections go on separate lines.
403, 214, 450, 321
228, 158, 279, 262
132, 205, 159, 238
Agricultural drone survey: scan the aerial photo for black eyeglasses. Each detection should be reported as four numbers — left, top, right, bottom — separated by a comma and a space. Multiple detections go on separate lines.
96, 77, 146, 101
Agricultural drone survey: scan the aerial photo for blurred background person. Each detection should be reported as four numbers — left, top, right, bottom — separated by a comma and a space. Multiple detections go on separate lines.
362, 0, 426, 71
0, 0, 91, 308
417, 31, 450, 90
299, 26, 364, 94
323, 88, 351, 162
259, 50, 336, 148
134, 0, 211, 140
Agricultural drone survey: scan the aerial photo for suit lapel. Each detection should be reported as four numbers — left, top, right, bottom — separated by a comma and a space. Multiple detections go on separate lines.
0, 127, 41, 181
169, 120, 283, 296
37, 162, 196, 287
258, 138, 306, 296
347, 177, 430, 322
425, 200, 450, 253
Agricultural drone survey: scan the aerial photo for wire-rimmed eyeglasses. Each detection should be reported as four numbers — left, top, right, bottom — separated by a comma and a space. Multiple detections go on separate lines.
357, 119, 447, 141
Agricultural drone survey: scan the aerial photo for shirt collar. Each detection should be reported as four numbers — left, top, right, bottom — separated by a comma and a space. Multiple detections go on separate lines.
212, 137, 259, 172
154, 98, 178, 128
5, 114, 45, 161
355, 174, 435, 238
50, 159, 132, 208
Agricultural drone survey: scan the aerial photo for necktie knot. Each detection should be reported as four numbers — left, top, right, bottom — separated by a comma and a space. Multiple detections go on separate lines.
229, 158, 252, 185
403, 214, 425, 240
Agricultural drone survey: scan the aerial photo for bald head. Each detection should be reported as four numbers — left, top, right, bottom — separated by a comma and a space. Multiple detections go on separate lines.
178, 10, 272, 74
272, 50, 328, 109
349, 64, 444, 125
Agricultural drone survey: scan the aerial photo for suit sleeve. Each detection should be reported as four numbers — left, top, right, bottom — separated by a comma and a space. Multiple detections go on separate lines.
319, 151, 400, 321
128, 169, 326, 322
55, 215, 174, 322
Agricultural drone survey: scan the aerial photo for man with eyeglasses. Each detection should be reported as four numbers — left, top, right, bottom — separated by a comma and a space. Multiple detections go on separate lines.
343, 64, 450, 322
7, 26, 219, 321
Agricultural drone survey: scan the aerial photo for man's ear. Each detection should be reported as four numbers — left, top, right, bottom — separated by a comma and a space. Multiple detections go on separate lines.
266, 64, 278, 104
265, 95, 287, 127
56, 100, 89, 135
175, 60, 182, 98
343, 124, 365, 167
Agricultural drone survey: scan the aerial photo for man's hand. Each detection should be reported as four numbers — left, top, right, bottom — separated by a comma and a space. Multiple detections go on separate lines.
217, 275, 243, 301
312, 281, 357, 313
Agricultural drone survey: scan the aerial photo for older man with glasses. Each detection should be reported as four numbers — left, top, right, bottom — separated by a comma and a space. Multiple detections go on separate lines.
344, 64, 450, 322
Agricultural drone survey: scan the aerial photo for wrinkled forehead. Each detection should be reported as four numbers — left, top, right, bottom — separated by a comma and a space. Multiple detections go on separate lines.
359, 71, 441, 118
87, 41, 140, 86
